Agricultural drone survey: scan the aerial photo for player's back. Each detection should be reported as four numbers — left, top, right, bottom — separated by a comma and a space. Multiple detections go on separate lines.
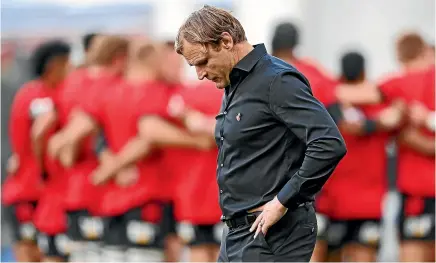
393, 68, 435, 198
3, 79, 59, 205
291, 59, 337, 106
326, 85, 391, 219
172, 82, 223, 224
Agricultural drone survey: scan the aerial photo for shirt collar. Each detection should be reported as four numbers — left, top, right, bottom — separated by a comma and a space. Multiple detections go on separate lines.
233, 44, 267, 73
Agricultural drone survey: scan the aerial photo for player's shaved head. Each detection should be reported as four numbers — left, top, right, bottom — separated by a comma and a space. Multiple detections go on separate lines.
91, 35, 130, 66
396, 32, 426, 63
129, 39, 163, 65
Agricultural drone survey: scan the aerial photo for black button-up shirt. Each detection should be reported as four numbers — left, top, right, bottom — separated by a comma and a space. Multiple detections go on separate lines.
214, 44, 347, 219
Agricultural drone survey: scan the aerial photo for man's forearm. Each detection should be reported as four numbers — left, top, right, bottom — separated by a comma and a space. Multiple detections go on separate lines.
277, 138, 346, 207
31, 112, 57, 168
327, 103, 379, 136
336, 84, 382, 105
139, 116, 212, 149
108, 137, 152, 176
399, 127, 435, 156
62, 110, 98, 145
182, 110, 216, 136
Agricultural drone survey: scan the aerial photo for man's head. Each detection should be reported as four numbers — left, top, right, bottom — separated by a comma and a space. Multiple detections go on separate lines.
31, 40, 71, 85
82, 33, 101, 64
271, 22, 299, 58
128, 40, 162, 75
396, 32, 430, 70
90, 35, 130, 75
158, 41, 184, 84
83, 33, 99, 53
175, 5, 248, 89
340, 51, 365, 83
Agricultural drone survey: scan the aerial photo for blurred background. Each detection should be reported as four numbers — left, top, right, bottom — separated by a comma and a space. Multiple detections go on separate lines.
1, 0, 435, 262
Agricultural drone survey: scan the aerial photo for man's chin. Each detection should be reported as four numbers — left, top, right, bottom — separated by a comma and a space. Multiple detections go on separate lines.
214, 81, 228, 89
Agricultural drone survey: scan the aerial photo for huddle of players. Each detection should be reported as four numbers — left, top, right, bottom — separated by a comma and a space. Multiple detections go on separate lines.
272, 23, 435, 262
2, 34, 225, 262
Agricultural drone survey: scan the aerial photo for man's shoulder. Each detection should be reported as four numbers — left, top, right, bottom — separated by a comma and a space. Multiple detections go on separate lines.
257, 55, 306, 81
269, 56, 311, 88
15, 80, 43, 98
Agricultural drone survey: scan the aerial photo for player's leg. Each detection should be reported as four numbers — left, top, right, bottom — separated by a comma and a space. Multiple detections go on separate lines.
124, 206, 164, 262
310, 213, 330, 262
400, 196, 435, 262
208, 223, 224, 261
76, 210, 104, 262
100, 215, 126, 262
325, 220, 349, 262
66, 210, 86, 262
36, 233, 70, 262
9, 204, 41, 262
161, 202, 183, 262
188, 224, 221, 262
341, 220, 381, 262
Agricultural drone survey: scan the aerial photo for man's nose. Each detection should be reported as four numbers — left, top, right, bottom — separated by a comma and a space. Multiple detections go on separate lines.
195, 66, 206, 80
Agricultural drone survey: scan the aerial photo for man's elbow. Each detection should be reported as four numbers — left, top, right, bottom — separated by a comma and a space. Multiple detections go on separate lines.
333, 137, 347, 160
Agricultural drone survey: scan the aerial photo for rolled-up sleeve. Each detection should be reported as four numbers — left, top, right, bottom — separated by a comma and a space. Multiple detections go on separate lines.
268, 71, 347, 207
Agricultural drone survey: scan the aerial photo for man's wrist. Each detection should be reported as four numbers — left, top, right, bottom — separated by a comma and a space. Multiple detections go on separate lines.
363, 119, 377, 134
273, 196, 288, 212
276, 189, 290, 209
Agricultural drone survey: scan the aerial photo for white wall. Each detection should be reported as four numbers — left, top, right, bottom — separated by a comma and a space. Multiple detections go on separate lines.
300, 0, 435, 79
152, 0, 434, 80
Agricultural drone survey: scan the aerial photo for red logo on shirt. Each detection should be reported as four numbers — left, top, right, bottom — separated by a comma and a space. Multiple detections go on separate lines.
236, 113, 241, 121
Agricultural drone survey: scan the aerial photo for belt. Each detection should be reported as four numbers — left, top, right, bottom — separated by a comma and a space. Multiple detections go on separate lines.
221, 213, 258, 229
221, 202, 312, 229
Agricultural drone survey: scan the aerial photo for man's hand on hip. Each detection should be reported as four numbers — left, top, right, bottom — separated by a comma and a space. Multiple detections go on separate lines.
249, 196, 287, 238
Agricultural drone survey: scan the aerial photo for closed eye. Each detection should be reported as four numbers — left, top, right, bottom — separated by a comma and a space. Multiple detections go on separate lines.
193, 59, 207, 67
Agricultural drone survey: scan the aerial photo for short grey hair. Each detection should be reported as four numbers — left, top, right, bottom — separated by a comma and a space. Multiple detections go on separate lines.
175, 5, 247, 54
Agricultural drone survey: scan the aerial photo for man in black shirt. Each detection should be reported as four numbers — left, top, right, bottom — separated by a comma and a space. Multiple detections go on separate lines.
175, 5, 347, 262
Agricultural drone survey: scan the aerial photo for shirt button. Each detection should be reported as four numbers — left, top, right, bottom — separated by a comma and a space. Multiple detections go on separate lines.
224, 111, 227, 115
220, 190, 223, 194
220, 137, 224, 141
220, 163, 224, 167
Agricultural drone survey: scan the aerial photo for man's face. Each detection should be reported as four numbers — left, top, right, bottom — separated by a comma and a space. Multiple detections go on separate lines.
86, 35, 105, 64
113, 55, 128, 75
181, 40, 234, 89
160, 45, 184, 84
48, 55, 71, 84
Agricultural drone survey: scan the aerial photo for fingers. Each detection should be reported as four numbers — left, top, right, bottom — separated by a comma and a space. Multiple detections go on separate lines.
249, 212, 263, 232
91, 172, 104, 186
254, 222, 262, 239
261, 221, 268, 235
249, 212, 268, 239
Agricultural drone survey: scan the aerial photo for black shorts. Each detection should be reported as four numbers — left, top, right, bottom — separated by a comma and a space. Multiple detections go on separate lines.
159, 201, 177, 237
400, 195, 435, 241
177, 222, 224, 246
327, 219, 381, 250
66, 210, 104, 242
315, 212, 330, 241
36, 232, 70, 261
8, 203, 38, 243
103, 207, 163, 249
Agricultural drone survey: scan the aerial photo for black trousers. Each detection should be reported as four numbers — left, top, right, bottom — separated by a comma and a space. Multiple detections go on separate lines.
218, 203, 317, 262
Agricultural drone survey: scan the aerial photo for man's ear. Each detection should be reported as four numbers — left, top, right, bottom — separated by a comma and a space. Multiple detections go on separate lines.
220, 32, 234, 50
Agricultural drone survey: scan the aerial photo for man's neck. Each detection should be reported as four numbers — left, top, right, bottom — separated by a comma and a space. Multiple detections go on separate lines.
127, 67, 157, 84
273, 50, 295, 62
402, 59, 429, 73
40, 76, 57, 89
232, 41, 255, 67
343, 79, 366, 86
87, 65, 117, 79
